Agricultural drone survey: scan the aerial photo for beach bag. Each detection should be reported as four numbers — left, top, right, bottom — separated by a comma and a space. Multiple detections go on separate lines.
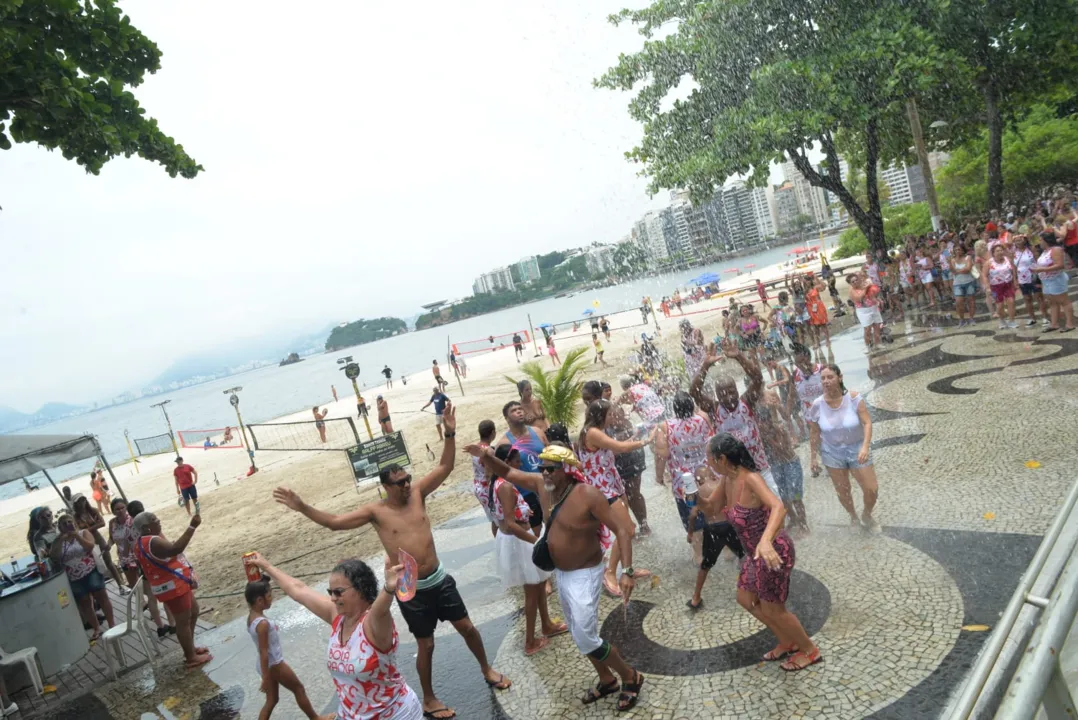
532, 487, 573, 572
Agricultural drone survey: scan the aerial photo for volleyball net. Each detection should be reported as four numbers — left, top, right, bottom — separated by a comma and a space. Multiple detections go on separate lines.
133, 432, 175, 457
535, 307, 651, 345
246, 417, 361, 452
178, 428, 245, 450
451, 330, 531, 357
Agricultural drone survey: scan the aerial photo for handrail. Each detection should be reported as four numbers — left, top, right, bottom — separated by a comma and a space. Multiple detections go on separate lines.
947, 476, 1078, 718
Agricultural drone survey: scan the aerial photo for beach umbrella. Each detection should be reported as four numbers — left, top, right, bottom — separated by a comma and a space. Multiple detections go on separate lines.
691, 272, 720, 285
724, 268, 740, 273
582, 309, 595, 316
793, 247, 807, 254
808, 245, 820, 251
538, 323, 553, 329
744, 264, 755, 269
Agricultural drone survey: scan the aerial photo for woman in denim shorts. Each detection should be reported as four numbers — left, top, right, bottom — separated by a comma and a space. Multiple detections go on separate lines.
805, 365, 880, 532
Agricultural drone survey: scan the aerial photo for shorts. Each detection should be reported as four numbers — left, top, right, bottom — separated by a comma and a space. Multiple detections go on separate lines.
942, 270, 953, 281
900, 279, 912, 291
676, 497, 707, 532
1041, 273, 1069, 296
435, 414, 444, 426
953, 281, 978, 298
701, 522, 744, 570
614, 448, 647, 479
69, 569, 105, 599
554, 563, 605, 655
180, 485, 198, 502
379, 416, 391, 425
771, 460, 805, 503
164, 589, 194, 615
991, 283, 1016, 303
821, 444, 872, 470
523, 491, 543, 529
397, 572, 469, 638
1019, 282, 1041, 297
855, 305, 884, 328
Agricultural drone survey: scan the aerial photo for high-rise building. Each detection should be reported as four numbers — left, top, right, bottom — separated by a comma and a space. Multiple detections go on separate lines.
721, 182, 762, 249
640, 211, 669, 266
782, 158, 831, 226
472, 267, 515, 295
513, 256, 541, 284
749, 185, 777, 239
879, 163, 914, 206
773, 183, 801, 233
584, 245, 617, 276
658, 207, 685, 258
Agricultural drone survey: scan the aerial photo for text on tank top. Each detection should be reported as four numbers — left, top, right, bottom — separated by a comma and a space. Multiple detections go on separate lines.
578, 441, 625, 499
327, 613, 417, 720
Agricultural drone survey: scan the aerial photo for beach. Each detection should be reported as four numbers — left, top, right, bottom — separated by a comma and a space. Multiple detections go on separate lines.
0, 249, 863, 624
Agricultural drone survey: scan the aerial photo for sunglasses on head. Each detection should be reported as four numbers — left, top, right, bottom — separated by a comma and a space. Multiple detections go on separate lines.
327, 586, 351, 598
384, 474, 412, 487
538, 464, 561, 474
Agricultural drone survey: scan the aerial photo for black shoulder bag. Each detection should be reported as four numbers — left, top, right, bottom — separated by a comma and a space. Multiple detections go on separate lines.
532, 484, 574, 572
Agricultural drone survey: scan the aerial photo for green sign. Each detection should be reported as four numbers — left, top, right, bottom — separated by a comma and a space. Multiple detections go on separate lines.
347, 431, 410, 487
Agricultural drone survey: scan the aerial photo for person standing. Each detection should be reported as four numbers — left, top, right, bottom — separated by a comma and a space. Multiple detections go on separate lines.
312, 406, 329, 443
331, 385, 338, 402
89, 469, 111, 516
421, 387, 450, 441
756, 279, 769, 303
376, 395, 393, 435
107, 498, 169, 637
431, 360, 448, 390
848, 273, 883, 349
173, 457, 199, 517
950, 244, 979, 326
456, 354, 468, 378
133, 511, 210, 668
805, 364, 880, 531
546, 335, 561, 367
987, 243, 1019, 329
600, 316, 611, 342
598, 382, 652, 540
680, 320, 706, 381
51, 513, 116, 641
512, 333, 524, 362
71, 494, 125, 590
472, 420, 498, 536
382, 365, 394, 389
1014, 235, 1048, 327
1036, 231, 1076, 332
502, 401, 548, 532
517, 380, 549, 433
592, 334, 608, 366
805, 275, 831, 345
272, 403, 511, 720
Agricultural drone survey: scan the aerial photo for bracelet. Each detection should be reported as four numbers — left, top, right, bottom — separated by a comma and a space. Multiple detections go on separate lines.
383, 585, 395, 596
444, 431, 456, 438
187, 525, 197, 533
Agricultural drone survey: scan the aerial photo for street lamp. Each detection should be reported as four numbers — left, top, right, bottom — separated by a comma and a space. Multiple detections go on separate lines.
337, 357, 373, 440
223, 386, 257, 474
150, 400, 179, 457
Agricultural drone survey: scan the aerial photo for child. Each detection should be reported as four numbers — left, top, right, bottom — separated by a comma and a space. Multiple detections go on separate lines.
592, 333, 608, 366
246, 577, 324, 720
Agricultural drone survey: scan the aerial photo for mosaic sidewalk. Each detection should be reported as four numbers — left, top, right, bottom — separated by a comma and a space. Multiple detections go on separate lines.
30, 291, 1078, 719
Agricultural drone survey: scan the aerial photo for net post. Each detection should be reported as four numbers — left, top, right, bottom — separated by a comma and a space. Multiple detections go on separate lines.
346, 418, 361, 444
528, 314, 541, 358
247, 425, 260, 451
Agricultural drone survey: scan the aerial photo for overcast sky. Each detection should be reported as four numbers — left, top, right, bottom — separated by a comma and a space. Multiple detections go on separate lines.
1, 1, 785, 412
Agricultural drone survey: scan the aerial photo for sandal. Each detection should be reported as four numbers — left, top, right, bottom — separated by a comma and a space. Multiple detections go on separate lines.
185, 653, 213, 670
780, 648, 824, 672
603, 575, 622, 598
581, 679, 619, 705
524, 636, 550, 656
762, 643, 798, 661
484, 672, 511, 690
616, 671, 645, 712
422, 707, 456, 719
543, 622, 569, 638
686, 598, 703, 611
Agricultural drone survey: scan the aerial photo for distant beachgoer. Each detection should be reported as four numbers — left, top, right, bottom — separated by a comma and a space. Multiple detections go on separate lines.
592, 334, 608, 366
312, 406, 329, 443
756, 279, 768, 303
457, 355, 468, 378
90, 469, 111, 516
517, 380, 549, 433
449, 352, 460, 376
600, 317, 611, 342
174, 457, 199, 517
546, 336, 561, 367
382, 365, 394, 389
512, 333, 524, 362
377, 395, 393, 435
431, 360, 448, 390
673, 290, 683, 313
222, 427, 234, 445
421, 387, 450, 441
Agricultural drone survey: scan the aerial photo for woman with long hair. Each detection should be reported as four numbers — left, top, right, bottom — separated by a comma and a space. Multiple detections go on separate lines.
950, 243, 978, 326
248, 552, 420, 719
914, 246, 940, 307
107, 498, 169, 636
1036, 231, 1076, 332
805, 275, 831, 344
71, 493, 125, 590
694, 433, 822, 671
27, 506, 58, 558
1014, 234, 1048, 327
51, 513, 115, 640
516, 380, 549, 432
973, 239, 996, 316
577, 399, 655, 597
805, 365, 879, 531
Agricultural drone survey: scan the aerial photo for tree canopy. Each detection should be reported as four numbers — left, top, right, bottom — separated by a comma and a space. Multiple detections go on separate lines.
0, 0, 202, 177
325, 317, 407, 351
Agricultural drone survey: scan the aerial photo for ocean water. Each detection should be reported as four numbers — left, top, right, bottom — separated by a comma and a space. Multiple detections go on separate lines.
3, 241, 830, 499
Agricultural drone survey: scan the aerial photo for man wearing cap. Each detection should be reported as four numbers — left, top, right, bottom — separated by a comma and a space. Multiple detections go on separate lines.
467, 443, 645, 712
376, 395, 392, 434
173, 457, 199, 517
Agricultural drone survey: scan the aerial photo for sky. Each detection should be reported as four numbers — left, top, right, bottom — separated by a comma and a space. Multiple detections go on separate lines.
0, 1, 786, 412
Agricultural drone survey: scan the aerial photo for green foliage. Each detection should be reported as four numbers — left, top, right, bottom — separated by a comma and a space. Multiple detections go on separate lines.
832, 203, 933, 259
506, 347, 589, 429
613, 242, 647, 275
536, 251, 567, 272
937, 105, 1078, 220
0, 0, 201, 177
325, 317, 407, 351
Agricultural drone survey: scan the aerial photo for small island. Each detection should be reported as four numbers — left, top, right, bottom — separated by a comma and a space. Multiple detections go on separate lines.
279, 352, 304, 366
325, 317, 407, 352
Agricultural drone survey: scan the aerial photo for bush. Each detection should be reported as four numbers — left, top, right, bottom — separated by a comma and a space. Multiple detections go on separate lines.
831, 202, 934, 259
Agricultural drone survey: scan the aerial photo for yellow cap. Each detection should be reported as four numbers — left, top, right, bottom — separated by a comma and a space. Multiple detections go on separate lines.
538, 445, 580, 467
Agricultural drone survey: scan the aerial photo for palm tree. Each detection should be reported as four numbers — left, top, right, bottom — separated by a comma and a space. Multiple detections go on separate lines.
505, 346, 589, 428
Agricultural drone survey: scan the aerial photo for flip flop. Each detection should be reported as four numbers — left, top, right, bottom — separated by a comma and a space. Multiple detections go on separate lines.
484, 673, 512, 690
422, 707, 456, 720
630, 568, 652, 580
686, 598, 703, 610
543, 622, 569, 638
780, 648, 824, 672
185, 653, 213, 670
195, 646, 209, 655
603, 576, 623, 598
524, 636, 550, 656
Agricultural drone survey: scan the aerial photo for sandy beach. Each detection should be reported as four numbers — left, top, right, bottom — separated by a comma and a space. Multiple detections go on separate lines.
0, 248, 864, 624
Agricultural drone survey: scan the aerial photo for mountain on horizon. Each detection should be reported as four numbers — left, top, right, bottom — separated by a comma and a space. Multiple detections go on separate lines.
0, 402, 91, 433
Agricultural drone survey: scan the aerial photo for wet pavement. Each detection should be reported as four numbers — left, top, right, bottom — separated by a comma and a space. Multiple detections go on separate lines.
35, 296, 1078, 719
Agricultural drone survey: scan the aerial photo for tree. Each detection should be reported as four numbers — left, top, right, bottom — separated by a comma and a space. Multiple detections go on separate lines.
788, 213, 813, 245
596, 0, 953, 257
937, 104, 1078, 220
0, 0, 202, 178
505, 347, 589, 428
613, 240, 647, 275
832, 202, 933, 259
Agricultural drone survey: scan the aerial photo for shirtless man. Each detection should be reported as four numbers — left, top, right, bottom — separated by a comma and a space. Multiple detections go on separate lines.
376, 395, 392, 435
273, 403, 508, 720
467, 443, 644, 712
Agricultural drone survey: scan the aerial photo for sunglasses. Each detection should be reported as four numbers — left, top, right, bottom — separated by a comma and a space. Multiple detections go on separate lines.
538, 464, 560, 474
383, 474, 412, 487
327, 586, 351, 598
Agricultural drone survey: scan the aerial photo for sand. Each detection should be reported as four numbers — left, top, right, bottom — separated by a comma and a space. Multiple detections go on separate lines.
0, 249, 865, 625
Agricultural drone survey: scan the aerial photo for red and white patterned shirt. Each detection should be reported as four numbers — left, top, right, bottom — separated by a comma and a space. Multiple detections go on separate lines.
327, 613, 422, 720
664, 415, 711, 500
60, 536, 95, 581
628, 383, 666, 424
471, 444, 492, 519
793, 364, 824, 412
712, 399, 770, 472
578, 442, 625, 500
109, 515, 139, 569
491, 478, 531, 524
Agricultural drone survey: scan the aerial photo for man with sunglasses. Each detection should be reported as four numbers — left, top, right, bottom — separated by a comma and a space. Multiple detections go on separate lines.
466, 443, 645, 712
273, 402, 509, 720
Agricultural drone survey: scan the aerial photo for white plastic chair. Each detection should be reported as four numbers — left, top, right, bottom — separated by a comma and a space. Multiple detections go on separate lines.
101, 576, 160, 678
0, 642, 44, 695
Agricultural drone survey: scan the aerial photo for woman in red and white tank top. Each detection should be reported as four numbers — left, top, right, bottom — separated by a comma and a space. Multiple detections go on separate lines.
987, 243, 1018, 328
578, 399, 655, 597
247, 552, 422, 720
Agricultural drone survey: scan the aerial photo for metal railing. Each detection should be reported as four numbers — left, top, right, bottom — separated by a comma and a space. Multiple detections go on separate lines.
947, 476, 1078, 719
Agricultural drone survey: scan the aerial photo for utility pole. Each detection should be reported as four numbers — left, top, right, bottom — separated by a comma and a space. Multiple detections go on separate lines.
907, 97, 942, 232
150, 400, 179, 456
223, 387, 257, 474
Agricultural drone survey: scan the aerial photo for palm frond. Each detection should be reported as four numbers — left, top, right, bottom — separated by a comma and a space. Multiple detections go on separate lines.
505, 347, 589, 429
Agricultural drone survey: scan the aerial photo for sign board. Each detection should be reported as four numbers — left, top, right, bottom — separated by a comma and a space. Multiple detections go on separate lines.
347, 431, 411, 489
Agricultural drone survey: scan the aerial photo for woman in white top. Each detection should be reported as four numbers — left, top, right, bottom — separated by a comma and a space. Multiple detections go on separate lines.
248, 552, 423, 720
914, 246, 940, 307
1036, 231, 1076, 332
805, 365, 880, 532
986, 243, 1018, 329
1013, 235, 1048, 327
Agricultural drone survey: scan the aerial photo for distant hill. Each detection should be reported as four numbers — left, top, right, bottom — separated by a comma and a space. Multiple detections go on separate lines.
325, 317, 407, 351
0, 402, 90, 433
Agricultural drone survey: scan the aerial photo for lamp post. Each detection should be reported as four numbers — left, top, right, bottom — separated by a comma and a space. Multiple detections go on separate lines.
223, 386, 257, 474
150, 400, 179, 456
338, 358, 373, 440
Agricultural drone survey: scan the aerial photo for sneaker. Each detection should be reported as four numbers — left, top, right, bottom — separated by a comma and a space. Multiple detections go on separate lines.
998, 321, 1007, 329
3, 701, 19, 717
1007, 321, 1019, 329
1042, 318, 1052, 326
1026, 319, 1036, 327
157, 625, 170, 639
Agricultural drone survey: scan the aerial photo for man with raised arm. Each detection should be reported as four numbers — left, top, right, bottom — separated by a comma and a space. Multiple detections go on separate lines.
466, 443, 645, 713
273, 402, 508, 720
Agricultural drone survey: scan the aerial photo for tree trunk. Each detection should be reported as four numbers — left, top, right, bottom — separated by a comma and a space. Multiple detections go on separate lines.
862, 119, 887, 255
907, 97, 941, 231
984, 78, 1004, 213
